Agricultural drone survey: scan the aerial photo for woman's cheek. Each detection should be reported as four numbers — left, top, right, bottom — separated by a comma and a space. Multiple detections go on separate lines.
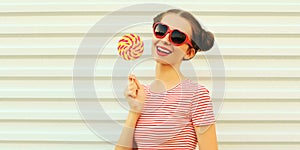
151, 38, 159, 54
152, 37, 159, 45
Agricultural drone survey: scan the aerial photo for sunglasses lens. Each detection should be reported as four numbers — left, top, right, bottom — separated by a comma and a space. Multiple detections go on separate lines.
171, 30, 186, 44
154, 24, 168, 37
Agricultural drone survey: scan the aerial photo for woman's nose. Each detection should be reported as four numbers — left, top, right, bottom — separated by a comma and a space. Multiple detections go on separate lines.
160, 33, 171, 45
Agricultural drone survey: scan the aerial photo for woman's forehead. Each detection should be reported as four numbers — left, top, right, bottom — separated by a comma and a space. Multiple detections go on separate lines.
160, 13, 192, 36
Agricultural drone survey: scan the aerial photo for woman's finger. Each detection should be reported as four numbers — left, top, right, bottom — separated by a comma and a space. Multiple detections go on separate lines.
133, 78, 142, 90
128, 79, 138, 90
127, 90, 136, 98
128, 74, 136, 82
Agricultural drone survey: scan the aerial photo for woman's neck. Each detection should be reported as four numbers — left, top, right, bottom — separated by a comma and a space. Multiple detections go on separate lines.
155, 63, 185, 84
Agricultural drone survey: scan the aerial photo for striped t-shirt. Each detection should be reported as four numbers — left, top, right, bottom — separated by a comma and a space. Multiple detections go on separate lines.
134, 79, 216, 149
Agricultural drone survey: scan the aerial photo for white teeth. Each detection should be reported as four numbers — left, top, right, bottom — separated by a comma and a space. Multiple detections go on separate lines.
157, 47, 171, 54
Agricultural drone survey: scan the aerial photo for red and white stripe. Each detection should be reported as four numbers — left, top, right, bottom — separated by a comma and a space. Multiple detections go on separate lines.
134, 79, 215, 149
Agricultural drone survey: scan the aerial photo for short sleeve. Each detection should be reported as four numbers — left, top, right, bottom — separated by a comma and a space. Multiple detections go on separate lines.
191, 85, 216, 127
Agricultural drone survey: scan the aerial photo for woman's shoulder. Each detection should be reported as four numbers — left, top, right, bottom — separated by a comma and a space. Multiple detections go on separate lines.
184, 79, 210, 93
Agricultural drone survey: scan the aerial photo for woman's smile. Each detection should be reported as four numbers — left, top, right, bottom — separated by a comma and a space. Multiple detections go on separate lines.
156, 45, 173, 56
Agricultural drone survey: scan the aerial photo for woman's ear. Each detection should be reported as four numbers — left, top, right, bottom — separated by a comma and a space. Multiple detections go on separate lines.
183, 47, 196, 60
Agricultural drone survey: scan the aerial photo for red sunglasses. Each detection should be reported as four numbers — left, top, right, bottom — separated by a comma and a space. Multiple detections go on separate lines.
153, 22, 193, 47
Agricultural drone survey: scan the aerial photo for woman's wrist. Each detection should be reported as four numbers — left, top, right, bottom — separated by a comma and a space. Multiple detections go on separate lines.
125, 112, 140, 127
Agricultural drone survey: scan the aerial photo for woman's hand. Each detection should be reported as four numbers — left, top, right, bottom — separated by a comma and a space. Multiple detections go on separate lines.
124, 74, 146, 115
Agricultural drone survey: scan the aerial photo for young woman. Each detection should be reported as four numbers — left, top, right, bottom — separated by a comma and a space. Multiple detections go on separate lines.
115, 9, 218, 150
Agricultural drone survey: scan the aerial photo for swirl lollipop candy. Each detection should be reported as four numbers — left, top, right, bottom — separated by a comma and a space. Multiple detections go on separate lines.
117, 33, 144, 60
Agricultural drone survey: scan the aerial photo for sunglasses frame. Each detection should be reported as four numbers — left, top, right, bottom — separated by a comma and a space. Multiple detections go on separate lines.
153, 22, 193, 47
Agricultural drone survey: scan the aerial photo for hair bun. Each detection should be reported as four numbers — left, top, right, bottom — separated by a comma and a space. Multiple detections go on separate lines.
199, 30, 215, 51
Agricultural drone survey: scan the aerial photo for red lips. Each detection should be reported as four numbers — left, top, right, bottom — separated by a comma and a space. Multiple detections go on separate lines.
156, 46, 172, 56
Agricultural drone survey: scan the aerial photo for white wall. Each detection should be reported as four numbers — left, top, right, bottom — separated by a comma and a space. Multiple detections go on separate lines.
0, 0, 300, 149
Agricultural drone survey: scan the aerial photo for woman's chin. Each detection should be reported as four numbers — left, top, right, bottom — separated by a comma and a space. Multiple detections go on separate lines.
154, 57, 176, 66
152, 53, 169, 64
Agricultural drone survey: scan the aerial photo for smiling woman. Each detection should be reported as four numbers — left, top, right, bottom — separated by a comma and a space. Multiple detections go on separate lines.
115, 8, 218, 150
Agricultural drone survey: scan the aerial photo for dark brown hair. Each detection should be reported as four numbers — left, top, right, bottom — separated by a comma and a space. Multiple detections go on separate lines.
153, 9, 214, 52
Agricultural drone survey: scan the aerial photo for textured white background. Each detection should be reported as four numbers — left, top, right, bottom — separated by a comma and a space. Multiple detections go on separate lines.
0, 0, 300, 149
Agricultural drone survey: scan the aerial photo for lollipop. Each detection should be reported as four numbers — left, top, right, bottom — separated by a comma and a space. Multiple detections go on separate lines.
117, 33, 144, 60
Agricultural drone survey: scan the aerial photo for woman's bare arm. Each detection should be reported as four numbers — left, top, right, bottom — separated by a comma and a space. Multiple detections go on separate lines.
115, 112, 140, 150
194, 124, 218, 150
115, 75, 145, 150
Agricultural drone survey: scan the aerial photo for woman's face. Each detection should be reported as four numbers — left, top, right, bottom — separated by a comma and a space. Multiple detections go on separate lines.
152, 13, 195, 65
